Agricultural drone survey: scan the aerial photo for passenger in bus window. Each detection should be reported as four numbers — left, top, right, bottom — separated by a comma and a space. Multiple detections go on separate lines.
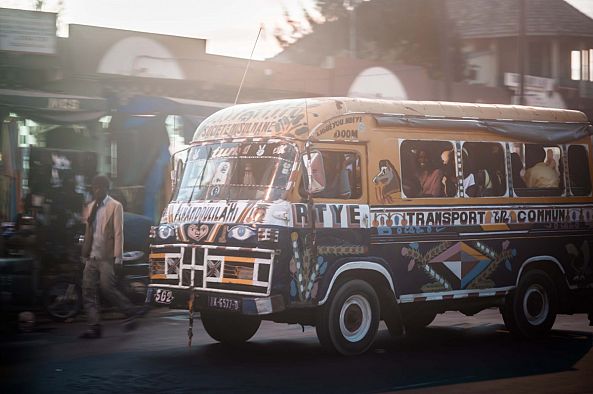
545, 148, 557, 170
243, 162, 256, 185
523, 146, 560, 188
401, 148, 421, 197
440, 149, 457, 197
415, 149, 445, 197
463, 146, 485, 197
510, 151, 526, 189
317, 152, 353, 198
463, 143, 504, 197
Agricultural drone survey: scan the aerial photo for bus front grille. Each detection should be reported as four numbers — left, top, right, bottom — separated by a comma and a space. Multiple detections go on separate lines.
150, 244, 275, 296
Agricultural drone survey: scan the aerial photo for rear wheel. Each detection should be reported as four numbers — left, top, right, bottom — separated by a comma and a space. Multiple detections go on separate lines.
502, 269, 558, 338
201, 312, 261, 344
316, 279, 380, 356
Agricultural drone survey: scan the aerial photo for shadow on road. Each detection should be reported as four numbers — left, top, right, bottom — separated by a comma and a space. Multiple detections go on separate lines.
141, 324, 593, 393
4, 318, 593, 393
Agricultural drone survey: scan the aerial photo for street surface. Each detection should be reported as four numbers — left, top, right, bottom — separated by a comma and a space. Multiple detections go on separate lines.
2, 308, 593, 393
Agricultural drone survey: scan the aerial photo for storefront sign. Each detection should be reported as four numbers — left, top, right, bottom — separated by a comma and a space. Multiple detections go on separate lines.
0, 9, 56, 54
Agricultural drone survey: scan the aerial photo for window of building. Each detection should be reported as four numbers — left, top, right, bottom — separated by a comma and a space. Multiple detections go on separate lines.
571, 49, 593, 81
510, 142, 563, 196
400, 140, 457, 198
305, 150, 362, 199
529, 41, 550, 76
462, 142, 507, 197
568, 145, 591, 196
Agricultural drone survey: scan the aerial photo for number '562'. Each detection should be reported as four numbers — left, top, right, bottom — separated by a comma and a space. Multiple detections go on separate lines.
155, 289, 173, 304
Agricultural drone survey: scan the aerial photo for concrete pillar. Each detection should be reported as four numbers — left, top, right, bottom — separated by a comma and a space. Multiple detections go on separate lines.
490, 39, 499, 87
551, 38, 560, 81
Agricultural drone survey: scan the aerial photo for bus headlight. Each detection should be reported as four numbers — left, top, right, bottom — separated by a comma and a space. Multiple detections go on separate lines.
158, 224, 175, 240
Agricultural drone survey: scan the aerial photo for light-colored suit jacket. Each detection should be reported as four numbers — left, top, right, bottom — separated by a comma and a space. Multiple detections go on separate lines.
81, 195, 124, 261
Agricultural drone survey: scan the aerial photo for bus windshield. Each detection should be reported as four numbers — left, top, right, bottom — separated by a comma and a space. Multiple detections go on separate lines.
174, 141, 297, 202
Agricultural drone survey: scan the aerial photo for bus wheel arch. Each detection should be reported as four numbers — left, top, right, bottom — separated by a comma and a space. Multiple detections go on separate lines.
515, 257, 570, 311
317, 261, 396, 307
318, 262, 402, 332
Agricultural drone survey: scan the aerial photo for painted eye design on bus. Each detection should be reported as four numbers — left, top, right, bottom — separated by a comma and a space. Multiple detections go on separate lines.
158, 225, 175, 240
228, 225, 256, 241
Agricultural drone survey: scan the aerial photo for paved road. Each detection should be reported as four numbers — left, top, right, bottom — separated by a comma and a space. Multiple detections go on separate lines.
2, 308, 593, 393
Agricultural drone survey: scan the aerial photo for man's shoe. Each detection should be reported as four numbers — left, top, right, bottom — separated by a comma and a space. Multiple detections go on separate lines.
79, 326, 102, 339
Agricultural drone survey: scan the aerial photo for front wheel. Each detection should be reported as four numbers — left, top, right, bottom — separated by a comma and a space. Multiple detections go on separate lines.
502, 269, 558, 338
201, 312, 261, 344
316, 279, 380, 356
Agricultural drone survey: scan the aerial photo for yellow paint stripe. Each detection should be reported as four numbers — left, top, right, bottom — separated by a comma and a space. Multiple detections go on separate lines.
149, 253, 166, 259
207, 224, 220, 243
237, 202, 256, 222
221, 278, 253, 285
177, 227, 188, 243
223, 256, 256, 263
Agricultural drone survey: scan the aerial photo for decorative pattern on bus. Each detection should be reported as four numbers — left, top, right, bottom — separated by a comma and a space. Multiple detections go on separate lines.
165, 201, 271, 224
371, 205, 593, 229
291, 203, 369, 228
400, 240, 516, 292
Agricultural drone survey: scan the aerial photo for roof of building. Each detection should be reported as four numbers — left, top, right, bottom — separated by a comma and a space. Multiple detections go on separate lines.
272, 0, 593, 67
446, 0, 593, 38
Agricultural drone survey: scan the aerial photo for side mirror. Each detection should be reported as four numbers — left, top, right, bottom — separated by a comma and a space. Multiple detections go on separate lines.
303, 150, 326, 194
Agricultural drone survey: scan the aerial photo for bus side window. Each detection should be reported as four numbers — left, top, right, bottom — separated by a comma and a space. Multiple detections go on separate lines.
400, 140, 457, 198
462, 142, 506, 197
568, 145, 592, 196
512, 143, 563, 196
313, 151, 362, 199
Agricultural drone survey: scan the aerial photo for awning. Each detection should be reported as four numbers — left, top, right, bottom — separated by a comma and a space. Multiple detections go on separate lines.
0, 88, 108, 124
117, 95, 227, 117
374, 115, 593, 144
116, 95, 229, 140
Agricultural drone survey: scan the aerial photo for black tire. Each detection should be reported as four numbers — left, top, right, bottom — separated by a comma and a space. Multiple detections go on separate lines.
44, 280, 82, 321
402, 309, 436, 333
316, 279, 380, 356
201, 312, 261, 344
503, 269, 558, 338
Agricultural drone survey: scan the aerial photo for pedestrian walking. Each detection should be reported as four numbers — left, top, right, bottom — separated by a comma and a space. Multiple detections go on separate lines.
79, 175, 142, 339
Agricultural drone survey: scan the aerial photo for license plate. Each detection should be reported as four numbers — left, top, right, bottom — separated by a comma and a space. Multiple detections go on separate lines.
208, 295, 241, 312
154, 289, 174, 304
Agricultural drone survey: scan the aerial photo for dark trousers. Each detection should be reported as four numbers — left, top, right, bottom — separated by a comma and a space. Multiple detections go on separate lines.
82, 257, 134, 326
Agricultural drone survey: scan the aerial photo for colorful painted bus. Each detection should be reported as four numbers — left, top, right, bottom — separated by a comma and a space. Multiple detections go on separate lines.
147, 98, 593, 355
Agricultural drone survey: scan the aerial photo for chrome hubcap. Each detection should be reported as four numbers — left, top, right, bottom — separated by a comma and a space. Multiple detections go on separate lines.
339, 294, 372, 342
523, 284, 549, 326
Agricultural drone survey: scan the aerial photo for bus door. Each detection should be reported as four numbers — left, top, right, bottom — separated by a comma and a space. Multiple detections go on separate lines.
294, 144, 369, 303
